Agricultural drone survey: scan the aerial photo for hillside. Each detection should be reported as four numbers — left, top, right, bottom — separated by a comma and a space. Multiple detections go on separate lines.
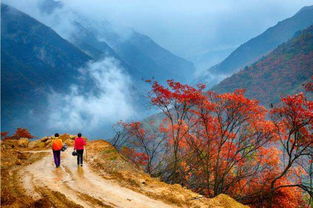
34, 0, 195, 83
111, 31, 195, 82
212, 25, 313, 105
1, 3, 93, 132
200, 5, 313, 86
70, 19, 195, 83
1, 136, 249, 208
1, 3, 91, 93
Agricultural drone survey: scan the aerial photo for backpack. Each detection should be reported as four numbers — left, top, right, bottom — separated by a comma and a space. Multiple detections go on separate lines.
52, 139, 62, 151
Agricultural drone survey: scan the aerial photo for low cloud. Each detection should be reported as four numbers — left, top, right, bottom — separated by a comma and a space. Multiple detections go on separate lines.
47, 58, 135, 132
4, 0, 312, 60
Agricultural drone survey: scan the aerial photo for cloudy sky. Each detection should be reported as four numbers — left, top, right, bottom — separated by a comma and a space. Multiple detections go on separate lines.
60, 0, 313, 59
5, 0, 313, 60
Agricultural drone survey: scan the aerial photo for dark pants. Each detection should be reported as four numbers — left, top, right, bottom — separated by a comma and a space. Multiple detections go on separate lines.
77, 149, 84, 165
53, 150, 61, 167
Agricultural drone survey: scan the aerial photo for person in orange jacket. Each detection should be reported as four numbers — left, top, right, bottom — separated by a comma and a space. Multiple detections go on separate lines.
74, 133, 86, 166
52, 133, 63, 168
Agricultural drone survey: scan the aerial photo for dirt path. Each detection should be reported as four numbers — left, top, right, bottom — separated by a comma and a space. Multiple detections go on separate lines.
20, 150, 174, 208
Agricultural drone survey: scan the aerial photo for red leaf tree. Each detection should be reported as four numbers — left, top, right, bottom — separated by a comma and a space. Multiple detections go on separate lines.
2, 128, 35, 140
118, 80, 312, 207
119, 121, 167, 175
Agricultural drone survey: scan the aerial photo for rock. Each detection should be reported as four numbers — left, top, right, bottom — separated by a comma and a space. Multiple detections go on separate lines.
17, 138, 29, 148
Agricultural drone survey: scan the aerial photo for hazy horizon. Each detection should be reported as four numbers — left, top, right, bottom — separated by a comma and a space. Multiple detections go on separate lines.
4, 0, 313, 69
2, 0, 313, 138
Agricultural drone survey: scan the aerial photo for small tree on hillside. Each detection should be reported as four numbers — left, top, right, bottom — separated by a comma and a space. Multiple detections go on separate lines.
119, 121, 167, 175
4, 128, 35, 140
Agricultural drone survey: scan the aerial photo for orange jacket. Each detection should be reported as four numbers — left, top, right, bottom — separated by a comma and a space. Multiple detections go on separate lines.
52, 138, 63, 151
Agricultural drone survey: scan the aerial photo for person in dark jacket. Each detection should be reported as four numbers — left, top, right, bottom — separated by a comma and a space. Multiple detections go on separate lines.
74, 133, 86, 166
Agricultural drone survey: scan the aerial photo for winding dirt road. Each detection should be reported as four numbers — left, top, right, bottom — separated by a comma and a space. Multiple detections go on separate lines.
20, 150, 174, 208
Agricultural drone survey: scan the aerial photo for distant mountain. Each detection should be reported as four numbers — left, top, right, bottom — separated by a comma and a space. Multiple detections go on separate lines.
1, 3, 92, 132
212, 25, 313, 105
69, 19, 195, 83
200, 5, 313, 86
1, 1, 195, 136
35, 0, 195, 83
190, 47, 234, 75
70, 21, 121, 61
110, 31, 195, 82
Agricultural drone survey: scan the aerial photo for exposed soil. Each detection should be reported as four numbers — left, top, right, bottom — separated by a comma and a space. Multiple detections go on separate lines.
1, 138, 249, 208
19, 150, 174, 208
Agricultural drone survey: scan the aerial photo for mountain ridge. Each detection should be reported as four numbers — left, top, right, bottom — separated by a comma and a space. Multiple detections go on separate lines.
200, 5, 313, 86
1, 3, 93, 133
212, 25, 313, 105
34, 0, 195, 83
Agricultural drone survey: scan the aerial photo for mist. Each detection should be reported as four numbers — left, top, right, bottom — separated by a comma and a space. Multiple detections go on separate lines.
3, 0, 313, 138
45, 58, 135, 137
4, 0, 313, 68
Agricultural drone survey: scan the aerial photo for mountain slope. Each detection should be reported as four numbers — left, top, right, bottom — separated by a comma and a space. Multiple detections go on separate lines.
36, 0, 195, 83
212, 25, 313, 105
1, 3, 92, 132
67, 18, 195, 83
71, 21, 121, 61
201, 5, 313, 85
1, 136, 249, 208
112, 31, 195, 82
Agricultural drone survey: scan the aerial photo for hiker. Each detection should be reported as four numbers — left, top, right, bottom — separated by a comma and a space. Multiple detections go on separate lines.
52, 133, 63, 168
74, 133, 86, 166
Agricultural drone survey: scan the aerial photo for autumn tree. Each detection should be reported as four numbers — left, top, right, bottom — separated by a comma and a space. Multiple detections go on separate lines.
119, 80, 311, 207
149, 80, 205, 182
3, 128, 35, 140
119, 121, 167, 175
267, 93, 312, 206
1, 131, 9, 139
304, 76, 313, 92
182, 89, 280, 199
111, 123, 131, 150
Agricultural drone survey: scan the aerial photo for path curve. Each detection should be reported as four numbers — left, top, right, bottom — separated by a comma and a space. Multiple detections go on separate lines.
20, 150, 174, 208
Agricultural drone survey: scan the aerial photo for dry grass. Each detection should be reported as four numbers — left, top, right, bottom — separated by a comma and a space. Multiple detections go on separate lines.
1, 138, 249, 208
1, 140, 48, 207
1, 138, 83, 208
87, 140, 249, 208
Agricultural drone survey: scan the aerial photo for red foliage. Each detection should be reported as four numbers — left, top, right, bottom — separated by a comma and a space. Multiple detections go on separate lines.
121, 80, 311, 207
304, 76, 313, 92
1, 131, 9, 139
4, 128, 35, 140
14, 128, 35, 139
120, 146, 149, 166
